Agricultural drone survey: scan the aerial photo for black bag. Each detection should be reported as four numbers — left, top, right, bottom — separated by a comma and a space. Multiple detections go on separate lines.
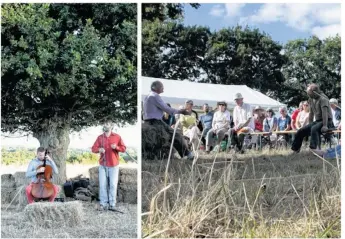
63, 181, 74, 197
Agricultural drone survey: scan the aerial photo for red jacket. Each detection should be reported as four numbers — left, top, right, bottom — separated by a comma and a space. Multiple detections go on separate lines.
91, 132, 126, 167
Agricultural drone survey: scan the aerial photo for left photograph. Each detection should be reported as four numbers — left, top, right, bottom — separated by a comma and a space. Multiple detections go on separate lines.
1, 3, 138, 238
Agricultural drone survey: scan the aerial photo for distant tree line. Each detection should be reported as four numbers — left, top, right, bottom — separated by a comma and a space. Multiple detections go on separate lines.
142, 4, 341, 107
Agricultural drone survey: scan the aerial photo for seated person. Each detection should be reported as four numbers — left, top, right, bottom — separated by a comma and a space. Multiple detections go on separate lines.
262, 108, 278, 144
25, 147, 59, 204
252, 106, 266, 149
205, 101, 231, 153
162, 103, 176, 126
179, 100, 201, 151
227, 93, 254, 153
199, 103, 214, 148
276, 106, 292, 147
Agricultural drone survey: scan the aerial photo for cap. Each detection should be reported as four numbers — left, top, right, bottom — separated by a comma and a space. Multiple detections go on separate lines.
330, 98, 338, 104
234, 93, 243, 100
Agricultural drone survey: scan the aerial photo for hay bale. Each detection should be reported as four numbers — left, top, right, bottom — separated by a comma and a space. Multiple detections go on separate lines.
120, 168, 137, 183
23, 201, 84, 228
12, 185, 29, 208
14, 172, 31, 187
89, 166, 99, 186
1, 174, 16, 188
1, 187, 16, 204
142, 122, 171, 160
118, 183, 137, 204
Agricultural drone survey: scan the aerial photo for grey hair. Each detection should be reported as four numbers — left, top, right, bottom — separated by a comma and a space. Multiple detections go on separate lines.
151, 81, 162, 91
279, 106, 287, 112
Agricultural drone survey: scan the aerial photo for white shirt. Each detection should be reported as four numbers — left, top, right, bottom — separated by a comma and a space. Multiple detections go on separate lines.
331, 108, 340, 127
233, 103, 255, 129
212, 110, 231, 130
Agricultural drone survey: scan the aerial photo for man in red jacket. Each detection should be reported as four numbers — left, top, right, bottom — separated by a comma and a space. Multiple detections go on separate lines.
92, 119, 126, 211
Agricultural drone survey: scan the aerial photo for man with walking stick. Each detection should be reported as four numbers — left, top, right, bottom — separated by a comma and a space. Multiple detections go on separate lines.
92, 119, 126, 211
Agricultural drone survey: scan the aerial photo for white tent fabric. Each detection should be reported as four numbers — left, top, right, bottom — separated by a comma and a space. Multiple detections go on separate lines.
141, 76, 286, 110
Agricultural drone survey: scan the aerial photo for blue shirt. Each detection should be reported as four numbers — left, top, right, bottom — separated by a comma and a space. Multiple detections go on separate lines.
200, 112, 214, 129
26, 158, 59, 183
277, 115, 291, 131
143, 91, 178, 120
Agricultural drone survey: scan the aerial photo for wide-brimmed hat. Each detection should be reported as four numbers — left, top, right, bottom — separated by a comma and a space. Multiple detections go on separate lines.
234, 93, 243, 100
254, 106, 264, 112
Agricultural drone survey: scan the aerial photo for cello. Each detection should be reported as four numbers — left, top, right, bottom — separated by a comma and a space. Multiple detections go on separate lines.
31, 149, 55, 200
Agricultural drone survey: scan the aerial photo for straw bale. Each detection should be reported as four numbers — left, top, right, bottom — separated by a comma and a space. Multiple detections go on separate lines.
89, 166, 98, 186
1, 187, 16, 204
23, 201, 84, 228
14, 172, 31, 187
119, 168, 137, 184
142, 122, 171, 160
118, 183, 137, 204
1, 174, 16, 188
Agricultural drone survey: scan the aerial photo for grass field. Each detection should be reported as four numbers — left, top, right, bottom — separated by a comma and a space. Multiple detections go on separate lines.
141, 148, 340, 238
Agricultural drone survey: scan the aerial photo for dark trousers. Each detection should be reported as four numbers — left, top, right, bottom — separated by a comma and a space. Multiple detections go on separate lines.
144, 119, 190, 158
291, 119, 333, 151
228, 128, 245, 150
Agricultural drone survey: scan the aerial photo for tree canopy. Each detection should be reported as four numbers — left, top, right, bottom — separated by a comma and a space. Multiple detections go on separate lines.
1, 3, 137, 183
142, 4, 341, 107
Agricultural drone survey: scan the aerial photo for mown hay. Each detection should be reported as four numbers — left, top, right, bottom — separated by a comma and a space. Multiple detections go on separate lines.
142, 122, 171, 160
23, 201, 84, 228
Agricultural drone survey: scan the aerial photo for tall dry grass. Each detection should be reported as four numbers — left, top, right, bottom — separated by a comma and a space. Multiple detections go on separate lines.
142, 149, 341, 238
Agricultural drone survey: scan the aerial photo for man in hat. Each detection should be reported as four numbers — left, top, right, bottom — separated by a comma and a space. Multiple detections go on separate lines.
291, 83, 334, 153
205, 101, 231, 153
227, 93, 254, 153
143, 80, 194, 160
329, 98, 341, 129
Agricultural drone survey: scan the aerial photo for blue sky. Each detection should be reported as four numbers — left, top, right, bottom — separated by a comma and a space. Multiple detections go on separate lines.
183, 3, 341, 44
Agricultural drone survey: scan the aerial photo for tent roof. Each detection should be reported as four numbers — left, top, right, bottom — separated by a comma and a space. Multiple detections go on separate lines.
141, 76, 286, 109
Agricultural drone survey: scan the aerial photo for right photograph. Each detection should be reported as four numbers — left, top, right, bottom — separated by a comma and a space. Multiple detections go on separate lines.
141, 3, 341, 238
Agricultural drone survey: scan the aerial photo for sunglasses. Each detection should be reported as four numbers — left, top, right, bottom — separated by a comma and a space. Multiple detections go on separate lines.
219, 104, 225, 106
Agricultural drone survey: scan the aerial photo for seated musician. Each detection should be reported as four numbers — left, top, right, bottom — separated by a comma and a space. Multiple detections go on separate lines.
227, 93, 254, 153
25, 147, 59, 204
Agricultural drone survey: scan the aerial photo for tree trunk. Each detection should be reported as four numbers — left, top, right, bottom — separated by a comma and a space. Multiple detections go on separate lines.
33, 125, 70, 185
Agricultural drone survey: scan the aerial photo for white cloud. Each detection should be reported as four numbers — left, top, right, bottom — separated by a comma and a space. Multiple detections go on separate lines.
224, 3, 246, 18
242, 3, 340, 38
311, 24, 341, 40
209, 4, 246, 18
209, 5, 225, 17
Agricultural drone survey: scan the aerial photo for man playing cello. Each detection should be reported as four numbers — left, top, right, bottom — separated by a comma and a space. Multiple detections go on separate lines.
25, 147, 59, 204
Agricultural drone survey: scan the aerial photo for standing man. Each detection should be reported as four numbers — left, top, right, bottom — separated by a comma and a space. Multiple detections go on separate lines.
291, 83, 334, 153
228, 93, 254, 153
143, 80, 194, 160
92, 119, 126, 211
25, 147, 59, 204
